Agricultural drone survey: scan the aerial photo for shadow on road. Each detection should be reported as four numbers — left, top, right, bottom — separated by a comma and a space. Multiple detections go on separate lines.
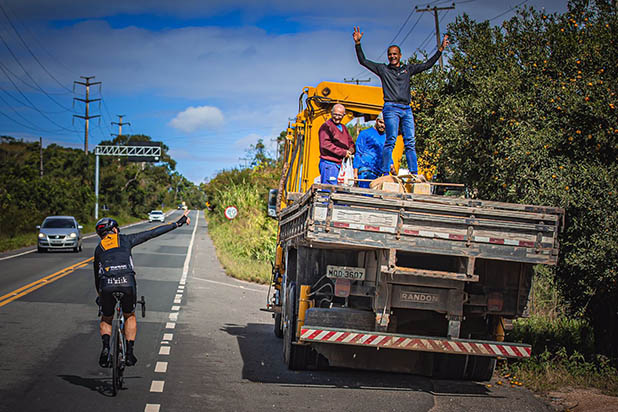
58, 374, 131, 397
221, 322, 500, 398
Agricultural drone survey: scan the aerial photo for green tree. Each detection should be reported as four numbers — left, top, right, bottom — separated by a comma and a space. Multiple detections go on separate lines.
409, 0, 617, 359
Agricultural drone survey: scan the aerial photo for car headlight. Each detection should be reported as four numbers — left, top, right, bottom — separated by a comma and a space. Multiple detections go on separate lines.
69, 232, 77, 238
38, 233, 45, 239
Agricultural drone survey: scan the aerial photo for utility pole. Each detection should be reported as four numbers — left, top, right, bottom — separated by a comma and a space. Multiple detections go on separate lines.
111, 114, 131, 137
39, 136, 43, 178
415, 3, 455, 70
73, 76, 101, 153
344, 78, 371, 136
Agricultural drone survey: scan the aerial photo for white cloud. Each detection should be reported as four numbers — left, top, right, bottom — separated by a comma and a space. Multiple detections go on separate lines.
168, 105, 224, 133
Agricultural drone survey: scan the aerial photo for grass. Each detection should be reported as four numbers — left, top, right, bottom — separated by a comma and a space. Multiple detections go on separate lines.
499, 268, 618, 396
204, 179, 277, 285
0, 213, 149, 253
497, 347, 618, 396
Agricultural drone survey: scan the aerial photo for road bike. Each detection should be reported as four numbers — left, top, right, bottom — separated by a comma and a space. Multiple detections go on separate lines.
100, 292, 146, 396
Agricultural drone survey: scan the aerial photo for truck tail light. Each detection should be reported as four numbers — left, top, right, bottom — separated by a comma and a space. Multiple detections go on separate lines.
334, 278, 351, 298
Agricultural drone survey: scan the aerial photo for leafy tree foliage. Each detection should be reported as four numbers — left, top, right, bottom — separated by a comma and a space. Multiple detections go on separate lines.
0, 134, 205, 238
410, 0, 617, 358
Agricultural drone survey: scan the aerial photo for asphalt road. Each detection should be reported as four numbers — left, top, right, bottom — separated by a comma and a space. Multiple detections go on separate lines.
0, 210, 553, 412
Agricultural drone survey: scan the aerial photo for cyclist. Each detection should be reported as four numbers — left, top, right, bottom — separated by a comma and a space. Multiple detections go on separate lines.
94, 210, 191, 367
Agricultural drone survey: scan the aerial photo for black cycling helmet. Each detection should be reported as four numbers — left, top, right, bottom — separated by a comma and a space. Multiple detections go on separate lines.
95, 217, 119, 238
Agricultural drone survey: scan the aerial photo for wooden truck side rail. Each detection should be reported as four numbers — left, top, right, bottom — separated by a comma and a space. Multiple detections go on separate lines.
279, 184, 564, 266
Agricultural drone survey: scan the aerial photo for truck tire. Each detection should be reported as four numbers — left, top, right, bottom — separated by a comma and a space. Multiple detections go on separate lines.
432, 353, 467, 380
283, 283, 312, 370
465, 356, 496, 381
274, 312, 283, 339
432, 353, 496, 381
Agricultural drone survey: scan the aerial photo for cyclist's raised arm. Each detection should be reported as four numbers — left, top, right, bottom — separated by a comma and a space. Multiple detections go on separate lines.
126, 210, 191, 248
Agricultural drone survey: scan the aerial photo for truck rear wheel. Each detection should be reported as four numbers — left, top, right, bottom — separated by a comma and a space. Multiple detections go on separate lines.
274, 312, 283, 338
465, 356, 496, 381
432, 353, 496, 381
283, 283, 312, 370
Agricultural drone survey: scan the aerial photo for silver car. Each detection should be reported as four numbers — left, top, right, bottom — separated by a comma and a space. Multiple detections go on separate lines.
37, 216, 83, 253
148, 210, 165, 222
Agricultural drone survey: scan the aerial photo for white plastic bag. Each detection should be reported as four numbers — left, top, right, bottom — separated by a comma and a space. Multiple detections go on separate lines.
337, 157, 354, 186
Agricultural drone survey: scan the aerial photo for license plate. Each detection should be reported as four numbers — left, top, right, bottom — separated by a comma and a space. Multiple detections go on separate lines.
326, 265, 365, 281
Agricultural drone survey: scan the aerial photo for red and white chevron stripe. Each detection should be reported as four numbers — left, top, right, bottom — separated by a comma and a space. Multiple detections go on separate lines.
300, 327, 531, 358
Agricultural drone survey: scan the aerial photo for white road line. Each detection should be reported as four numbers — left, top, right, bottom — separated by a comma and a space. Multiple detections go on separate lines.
181, 210, 198, 278
169, 312, 178, 321
178, 285, 185, 289
155, 361, 168, 373
0, 249, 36, 261
150, 380, 165, 392
175, 294, 182, 299
171, 305, 180, 311
163, 333, 173, 341
159, 346, 171, 355
174, 298, 181, 304
165, 322, 176, 329
192, 276, 265, 293
144, 404, 160, 412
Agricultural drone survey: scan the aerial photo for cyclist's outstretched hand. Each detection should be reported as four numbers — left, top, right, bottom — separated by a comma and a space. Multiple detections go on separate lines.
176, 209, 191, 227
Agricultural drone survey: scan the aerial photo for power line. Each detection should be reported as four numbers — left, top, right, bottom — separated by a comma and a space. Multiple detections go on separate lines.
0, 59, 68, 97
0, 30, 74, 112
0, 2, 73, 93
0, 91, 65, 132
0, 109, 64, 133
0, 78, 66, 115
489, 0, 529, 21
0, 61, 78, 133
415, 3, 455, 69
0, 1, 76, 78
399, 14, 424, 47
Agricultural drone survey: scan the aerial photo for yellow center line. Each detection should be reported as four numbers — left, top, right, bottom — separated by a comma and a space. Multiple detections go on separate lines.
0, 257, 94, 308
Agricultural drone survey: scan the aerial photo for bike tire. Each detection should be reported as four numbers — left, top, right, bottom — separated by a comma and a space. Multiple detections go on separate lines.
112, 326, 122, 395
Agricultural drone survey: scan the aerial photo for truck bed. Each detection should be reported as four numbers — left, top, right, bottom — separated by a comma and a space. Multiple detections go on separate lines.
279, 184, 564, 266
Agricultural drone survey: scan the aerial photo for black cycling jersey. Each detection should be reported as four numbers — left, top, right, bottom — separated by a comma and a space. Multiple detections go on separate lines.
93, 222, 178, 291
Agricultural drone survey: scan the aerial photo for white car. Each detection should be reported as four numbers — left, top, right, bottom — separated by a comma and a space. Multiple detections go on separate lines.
148, 210, 165, 222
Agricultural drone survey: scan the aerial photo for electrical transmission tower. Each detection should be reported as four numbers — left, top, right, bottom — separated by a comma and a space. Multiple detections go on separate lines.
73, 76, 101, 153
415, 3, 455, 69
112, 114, 131, 137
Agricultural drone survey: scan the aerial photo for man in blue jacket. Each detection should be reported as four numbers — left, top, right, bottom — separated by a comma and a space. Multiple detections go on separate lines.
353, 113, 388, 188
353, 26, 448, 180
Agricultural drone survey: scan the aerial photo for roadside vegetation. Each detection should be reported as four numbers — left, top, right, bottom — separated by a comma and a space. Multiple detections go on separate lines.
407, 0, 617, 391
499, 267, 618, 395
203, 140, 280, 284
0, 134, 206, 253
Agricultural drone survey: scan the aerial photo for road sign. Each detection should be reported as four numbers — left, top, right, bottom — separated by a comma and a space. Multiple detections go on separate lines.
224, 206, 238, 220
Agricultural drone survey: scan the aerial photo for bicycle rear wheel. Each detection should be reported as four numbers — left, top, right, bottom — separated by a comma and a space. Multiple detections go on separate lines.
112, 326, 122, 395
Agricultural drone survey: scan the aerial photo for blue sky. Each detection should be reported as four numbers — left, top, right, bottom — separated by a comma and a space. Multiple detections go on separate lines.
0, 0, 568, 183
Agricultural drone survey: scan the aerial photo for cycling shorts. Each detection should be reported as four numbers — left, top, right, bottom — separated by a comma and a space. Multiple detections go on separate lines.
99, 274, 136, 317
